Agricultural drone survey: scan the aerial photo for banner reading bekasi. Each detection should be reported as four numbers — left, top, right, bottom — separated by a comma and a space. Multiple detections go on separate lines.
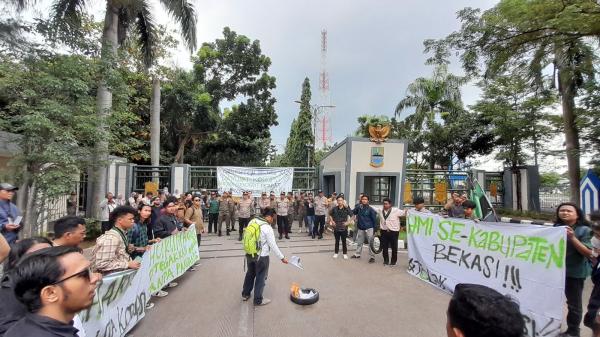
406, 210, 565, 337
79, 227, 199, 337
217, 166, 294, 196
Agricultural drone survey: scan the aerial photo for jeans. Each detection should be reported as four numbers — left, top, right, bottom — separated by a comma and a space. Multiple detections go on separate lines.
565, 276, 585, 336
238, 218, 250, 240
277, 215, 289, 235
208, 213, 218, 233
334, 230, 348, 254
242, 255, 269, 305
380, 230, 399, 265
355, 228, 374, 257
305, 215, 315, 234
314, 215, 326, 237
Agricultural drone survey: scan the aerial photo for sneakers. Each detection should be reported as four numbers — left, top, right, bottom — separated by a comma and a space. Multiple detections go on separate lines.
298, 229, 302, 234
152, 290, 168, 298
226, 230, 230, 236
242, 295, 250, 301
188, 267, 197, 271
145, 302, 155, 310
256, 298, 271, 306
167, 282, 178, 288
333, 253, 338, 259
279, 234, 283, 240
351, 255, 360, 259
218, 231, 222, 237
343, 254, 348, 260
368, 258, 375, 264
285, 235, 290, 239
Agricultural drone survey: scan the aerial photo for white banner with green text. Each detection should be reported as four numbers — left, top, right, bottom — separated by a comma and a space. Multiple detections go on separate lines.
406, 210, 565, 337
79, 227, 199, 337
217, 166, 294, 196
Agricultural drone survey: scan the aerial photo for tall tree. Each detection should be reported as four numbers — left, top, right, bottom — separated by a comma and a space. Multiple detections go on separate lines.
42, 0, 197, 217
282, 78, 314, 167
424, 1, 600, 204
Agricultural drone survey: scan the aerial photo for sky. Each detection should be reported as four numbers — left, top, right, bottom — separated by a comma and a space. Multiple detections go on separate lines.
21, 0, 585, 173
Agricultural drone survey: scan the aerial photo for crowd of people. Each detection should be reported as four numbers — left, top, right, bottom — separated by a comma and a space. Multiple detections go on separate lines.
2, 180, 600, 337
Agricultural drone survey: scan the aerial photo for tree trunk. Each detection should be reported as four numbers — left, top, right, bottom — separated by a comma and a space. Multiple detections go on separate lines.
150, 76, 161, 166
559, 73, 581, 205
24, 179, 37, 238
174, 133, 192, 164
89, 2, 119, 219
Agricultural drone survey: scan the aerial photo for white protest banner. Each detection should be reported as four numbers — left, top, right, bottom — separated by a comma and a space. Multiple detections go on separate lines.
217, 166, 294, 196
406, 210, 565, 337
80, 227, 199, 337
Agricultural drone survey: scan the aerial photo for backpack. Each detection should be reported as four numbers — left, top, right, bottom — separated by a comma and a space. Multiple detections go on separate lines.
243, 218, 262, 257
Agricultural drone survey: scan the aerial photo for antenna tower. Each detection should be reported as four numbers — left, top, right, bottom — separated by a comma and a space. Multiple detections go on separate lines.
318, 29, 333, 149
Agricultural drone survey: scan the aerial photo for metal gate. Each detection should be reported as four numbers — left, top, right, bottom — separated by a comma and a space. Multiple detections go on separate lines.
132, 166, 171, 193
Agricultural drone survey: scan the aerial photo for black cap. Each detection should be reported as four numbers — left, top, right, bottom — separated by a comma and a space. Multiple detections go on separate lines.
0, 183, 18, 191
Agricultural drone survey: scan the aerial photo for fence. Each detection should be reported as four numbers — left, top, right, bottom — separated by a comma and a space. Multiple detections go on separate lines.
132, 166, 171, 193
404, 169, 470, 210
483, 171, 504, 209
540, 192, 570, 212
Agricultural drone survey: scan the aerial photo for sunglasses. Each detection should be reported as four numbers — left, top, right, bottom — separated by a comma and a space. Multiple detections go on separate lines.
51, 267, 92, 285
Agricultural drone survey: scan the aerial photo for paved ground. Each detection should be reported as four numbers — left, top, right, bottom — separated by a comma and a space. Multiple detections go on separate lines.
128, 224, 595, 337
129, 226, 450, 337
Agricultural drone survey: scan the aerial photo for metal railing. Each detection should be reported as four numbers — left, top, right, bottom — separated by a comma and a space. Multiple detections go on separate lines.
132, 166, 171, 193
483, 172, 504, 208
404, 169, 470, 210
540, 192, 570, 212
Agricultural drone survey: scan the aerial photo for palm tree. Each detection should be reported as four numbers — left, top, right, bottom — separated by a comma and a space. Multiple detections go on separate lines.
45, 0, 197, 217
395, 64, 467, 169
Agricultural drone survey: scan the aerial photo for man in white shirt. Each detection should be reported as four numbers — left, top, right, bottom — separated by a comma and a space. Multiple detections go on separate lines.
379, 198, 404, 266
241, 208, 288, 306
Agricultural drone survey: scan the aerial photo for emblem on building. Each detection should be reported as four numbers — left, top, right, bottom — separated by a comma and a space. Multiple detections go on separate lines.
368, 124, 391, 144
370, 147, 384, 167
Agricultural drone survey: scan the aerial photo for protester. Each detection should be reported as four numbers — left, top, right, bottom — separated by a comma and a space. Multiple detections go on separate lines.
149, 196, 162, 227
462, 200, 479, 221
237, 191, 254, 241
52, 216, 86, 248
91, 205, 141, 274
0, 234, 8, 265
350, 192, 365, 244
554, 202, 592, 337
142, 192, 153, 205
208, 192, 219, 234
275, 192, 290, 240
352, 195, 378, 263
154, 197, 181, 239
0, 237, 52, 335
0, 183, 21, 244
305, 194, 316, 238
218, 192, 234, 236
99, 192, 117, 233
411, 196, 432, 213
379, 198, 404, 266
585, 212, 600, 337
297, 192, 307, 233
128, 205, 151, 260
241, 208, 288, 306
128, 192, 139, 208
445, 193, 466, 218
5, 246, 101, 337
116, 194, 126, 206
446, 283, 524, 337
184, 195, 204, 247
329, 195, 352, 259
314, 190, 329, 239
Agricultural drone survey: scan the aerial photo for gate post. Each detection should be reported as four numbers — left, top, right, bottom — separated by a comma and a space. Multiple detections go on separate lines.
171, 164, 191, 195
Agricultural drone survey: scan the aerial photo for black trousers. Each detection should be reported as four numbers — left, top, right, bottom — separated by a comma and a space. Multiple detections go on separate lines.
239, 218, 250, 239
565, 276, 585, 335
314, 215, 326, 236
208, 213, 218, 233
334, 230, 348, 254
196, 234, 201, 248
380, 230, 399, 265
242, 255, 269, 305
277, 215, 289, 235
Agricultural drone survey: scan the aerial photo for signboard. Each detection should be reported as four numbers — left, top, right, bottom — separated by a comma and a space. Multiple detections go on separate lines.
216, 166, 294, 196
370, 147, 384, 167
406, 211, 565, 337
80, 228, 199, 337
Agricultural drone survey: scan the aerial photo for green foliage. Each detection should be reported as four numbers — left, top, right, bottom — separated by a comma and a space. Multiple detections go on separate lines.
355, 115, 391, 137
281, 78, 314, 167
540, 172, 562, 188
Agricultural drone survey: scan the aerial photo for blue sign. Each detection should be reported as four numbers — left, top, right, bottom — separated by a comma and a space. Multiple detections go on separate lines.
580, 169, 600, 216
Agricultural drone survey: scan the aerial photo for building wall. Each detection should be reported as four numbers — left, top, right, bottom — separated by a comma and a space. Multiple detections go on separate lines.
349, 139, 406, 206
320, 143, 346, 195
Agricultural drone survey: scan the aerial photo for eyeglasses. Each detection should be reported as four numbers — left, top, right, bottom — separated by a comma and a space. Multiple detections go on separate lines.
51, 267, 92, 285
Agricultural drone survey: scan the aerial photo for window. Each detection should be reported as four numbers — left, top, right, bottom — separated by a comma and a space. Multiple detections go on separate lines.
364, 176, 394, 203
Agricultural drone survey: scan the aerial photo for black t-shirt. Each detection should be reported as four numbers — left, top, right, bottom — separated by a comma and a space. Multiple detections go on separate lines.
4, 313, 79, 337
304, 201, 315, 216
0, 275, 27, 335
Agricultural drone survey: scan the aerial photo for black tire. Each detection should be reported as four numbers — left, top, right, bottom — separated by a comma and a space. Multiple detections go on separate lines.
290, 288, 319, 305
370, 235, 382, 254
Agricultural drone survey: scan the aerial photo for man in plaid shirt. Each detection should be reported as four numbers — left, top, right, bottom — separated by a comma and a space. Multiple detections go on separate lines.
92, 206, 141, 274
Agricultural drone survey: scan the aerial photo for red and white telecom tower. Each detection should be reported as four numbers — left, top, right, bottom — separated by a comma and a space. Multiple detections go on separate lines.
317, 29, 334, 149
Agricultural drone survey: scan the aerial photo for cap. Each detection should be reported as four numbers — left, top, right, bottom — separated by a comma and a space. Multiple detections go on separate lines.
280, 192, 285, 195
318, 190, 323, 193
0, 183, 18, 191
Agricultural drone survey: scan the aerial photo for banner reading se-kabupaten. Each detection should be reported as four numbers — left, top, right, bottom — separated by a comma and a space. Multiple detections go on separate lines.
406, 211, 565, 337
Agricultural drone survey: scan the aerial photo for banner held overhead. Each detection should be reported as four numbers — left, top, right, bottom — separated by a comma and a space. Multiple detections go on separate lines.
217, 167, 294, 196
